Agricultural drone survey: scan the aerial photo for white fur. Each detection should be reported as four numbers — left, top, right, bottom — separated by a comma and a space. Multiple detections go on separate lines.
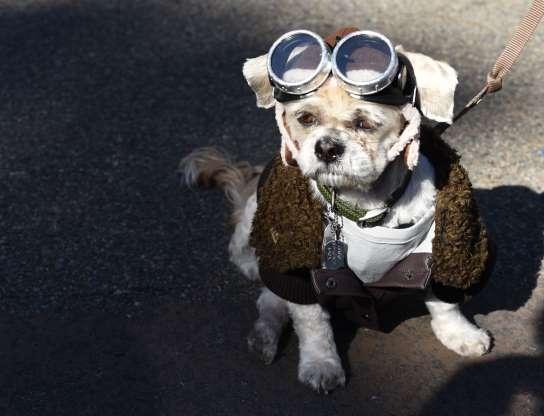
425, 293, 492, 356
243, 55, 275, 109
228, 192, 260, 281
288, 302, 345, 392
293, 98, 405, 190
386, 154, 437, 227
397, 46, 458, 124
247, 288, 289, 365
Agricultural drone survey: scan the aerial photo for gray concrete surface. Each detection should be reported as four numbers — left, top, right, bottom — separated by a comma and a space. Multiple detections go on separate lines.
0, 0, 542, 415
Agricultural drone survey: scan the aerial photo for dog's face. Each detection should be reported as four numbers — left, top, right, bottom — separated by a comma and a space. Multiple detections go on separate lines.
281, 78, 403, 188
243, 45, 458, 189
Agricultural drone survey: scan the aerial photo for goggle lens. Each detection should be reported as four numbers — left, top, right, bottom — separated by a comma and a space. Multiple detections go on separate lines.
335, 36, 393, 83
270, 33, 324, 85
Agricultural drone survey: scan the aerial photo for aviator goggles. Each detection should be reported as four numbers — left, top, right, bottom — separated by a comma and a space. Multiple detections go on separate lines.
267, 30, 418, 107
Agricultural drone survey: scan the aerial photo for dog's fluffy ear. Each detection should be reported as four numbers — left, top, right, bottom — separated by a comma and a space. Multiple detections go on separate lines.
396, 46, 458, 124
243, 54, 275, 109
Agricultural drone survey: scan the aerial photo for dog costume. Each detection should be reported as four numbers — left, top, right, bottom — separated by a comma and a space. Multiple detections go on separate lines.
249, 28, 494, 331
250, 125, 494, 332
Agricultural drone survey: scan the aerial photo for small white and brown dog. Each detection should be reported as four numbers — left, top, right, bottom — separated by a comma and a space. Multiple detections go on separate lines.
181, 30, 492, 393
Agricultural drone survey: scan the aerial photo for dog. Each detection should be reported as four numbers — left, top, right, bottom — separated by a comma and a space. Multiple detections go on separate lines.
180, 33, 492, 393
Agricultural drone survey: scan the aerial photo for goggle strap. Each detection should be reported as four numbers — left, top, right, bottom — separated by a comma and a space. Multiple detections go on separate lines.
397, 53, 420, 109
273, 87, 315, 103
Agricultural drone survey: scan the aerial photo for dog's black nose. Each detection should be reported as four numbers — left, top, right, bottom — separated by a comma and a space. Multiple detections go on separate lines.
315, 138, 344, 164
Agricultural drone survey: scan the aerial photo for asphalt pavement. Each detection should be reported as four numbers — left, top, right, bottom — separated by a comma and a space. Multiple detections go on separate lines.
0, 1, 543, 415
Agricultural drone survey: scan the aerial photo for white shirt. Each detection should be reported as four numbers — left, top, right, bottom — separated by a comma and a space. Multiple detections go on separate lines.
323, 207, 435, 284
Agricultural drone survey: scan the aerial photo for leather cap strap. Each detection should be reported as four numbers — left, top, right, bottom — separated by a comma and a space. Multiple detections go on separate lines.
324, 27, 359, 48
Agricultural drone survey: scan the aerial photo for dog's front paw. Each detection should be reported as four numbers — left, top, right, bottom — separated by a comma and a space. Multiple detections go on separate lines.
247, 320, 279, 365
431, 319, 492, 357
298, 359, 346, 393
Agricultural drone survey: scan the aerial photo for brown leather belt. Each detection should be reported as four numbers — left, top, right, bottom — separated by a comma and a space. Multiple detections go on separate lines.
261, 253, 433, 332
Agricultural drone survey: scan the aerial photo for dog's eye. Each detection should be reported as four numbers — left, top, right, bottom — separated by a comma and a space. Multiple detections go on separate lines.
354, 117, 375, 131
297, 112, 318, 127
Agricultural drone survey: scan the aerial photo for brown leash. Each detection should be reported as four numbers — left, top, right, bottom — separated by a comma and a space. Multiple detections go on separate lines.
435, 0, 544, 134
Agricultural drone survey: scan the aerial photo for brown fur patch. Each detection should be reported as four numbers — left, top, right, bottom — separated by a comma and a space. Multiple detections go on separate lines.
250, 156, 323, 273
420, 127, 490, 291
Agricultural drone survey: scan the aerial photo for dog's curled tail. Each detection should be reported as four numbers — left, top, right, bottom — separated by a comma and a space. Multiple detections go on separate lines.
180, 147, 262, 216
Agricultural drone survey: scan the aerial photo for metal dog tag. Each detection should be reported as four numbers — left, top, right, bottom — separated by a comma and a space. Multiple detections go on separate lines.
323, 239, 348, 270
321, 187, 348, 270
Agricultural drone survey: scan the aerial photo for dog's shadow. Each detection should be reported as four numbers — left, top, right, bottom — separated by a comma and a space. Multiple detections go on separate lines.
278, 185, 543, 383
468, 185, 543, 315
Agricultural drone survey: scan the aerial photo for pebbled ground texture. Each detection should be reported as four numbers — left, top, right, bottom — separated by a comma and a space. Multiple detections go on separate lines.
0, 1, 543, 415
